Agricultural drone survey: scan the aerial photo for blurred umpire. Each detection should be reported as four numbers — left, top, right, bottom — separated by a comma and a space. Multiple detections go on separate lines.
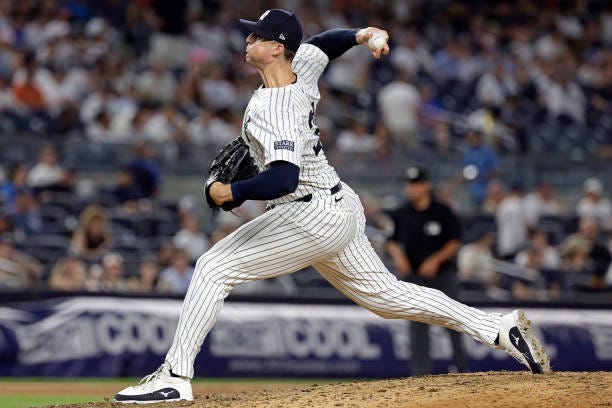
386, 166, 467, 375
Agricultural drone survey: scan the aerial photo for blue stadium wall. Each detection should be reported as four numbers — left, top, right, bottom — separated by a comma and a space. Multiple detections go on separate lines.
0, 295, 610, 377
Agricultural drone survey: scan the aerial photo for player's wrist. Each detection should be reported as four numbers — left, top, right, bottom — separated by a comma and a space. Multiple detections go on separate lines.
355, 28, 366, 44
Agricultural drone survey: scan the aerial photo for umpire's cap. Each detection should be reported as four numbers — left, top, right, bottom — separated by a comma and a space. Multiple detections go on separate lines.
240, 9, 303, 52
404, 166, 429, 183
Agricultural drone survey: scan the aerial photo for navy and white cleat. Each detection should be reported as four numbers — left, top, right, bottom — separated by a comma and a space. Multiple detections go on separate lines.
114, 363, 193, 404
497, 309, 552, 374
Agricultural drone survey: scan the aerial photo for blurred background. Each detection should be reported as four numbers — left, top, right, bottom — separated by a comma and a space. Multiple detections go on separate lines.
0, 0, 611, 380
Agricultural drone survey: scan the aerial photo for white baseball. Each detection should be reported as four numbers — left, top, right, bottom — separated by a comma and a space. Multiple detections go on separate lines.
368, 33, 386, 50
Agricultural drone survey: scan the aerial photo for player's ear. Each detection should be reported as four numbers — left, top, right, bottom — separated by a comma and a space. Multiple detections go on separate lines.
271, 42, 284, 57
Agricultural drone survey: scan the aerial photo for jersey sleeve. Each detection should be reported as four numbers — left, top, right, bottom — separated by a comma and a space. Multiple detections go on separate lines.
292, 43, 330, 90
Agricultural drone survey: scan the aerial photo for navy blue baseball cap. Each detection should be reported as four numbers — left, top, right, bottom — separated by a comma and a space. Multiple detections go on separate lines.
240, 9, 303, 52
404, 166, 429, 183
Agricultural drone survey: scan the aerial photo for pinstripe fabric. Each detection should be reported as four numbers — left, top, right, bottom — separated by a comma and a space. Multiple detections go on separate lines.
166, 189, 357, 377
242, 44, 340, 207
164, 43, 503, 379
165, 183, 501, 378
314, 184, 502, 345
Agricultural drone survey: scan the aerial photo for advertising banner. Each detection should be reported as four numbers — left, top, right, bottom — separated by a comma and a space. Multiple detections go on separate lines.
0, 297, 610, 377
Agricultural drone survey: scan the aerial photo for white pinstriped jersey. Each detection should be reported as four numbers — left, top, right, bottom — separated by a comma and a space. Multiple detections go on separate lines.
241, 43, 340, 206
164, 38, 510, 381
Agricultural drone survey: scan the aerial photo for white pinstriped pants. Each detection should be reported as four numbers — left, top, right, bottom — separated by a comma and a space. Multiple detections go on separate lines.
166, 183, 502, 378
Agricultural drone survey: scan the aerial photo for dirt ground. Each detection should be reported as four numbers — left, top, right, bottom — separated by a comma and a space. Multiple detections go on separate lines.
7, 371, 612, 408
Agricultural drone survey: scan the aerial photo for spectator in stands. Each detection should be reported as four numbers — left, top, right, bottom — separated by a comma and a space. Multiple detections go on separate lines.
514, 229, 562, 299
576, 177, 611, 230
457, 229, 500, 292
0, 163, 33, 214
126, 143, 161, 199
173, 213, 210, 263
496, 183, 528, 260
431, 121, 452, 154
107, 168, 149, 212
193, 108, 239, 146
186, 109, 214, 145
523, 182, 566, 228
200, 64, 238, 111
500, 93, 530, 153
0, 73, 25, 132
389, 29, 433, 77
145, 0, 190, 67
8, 192, 43, 236
129, 256, 161, 293
0, 73, 16, 111
377, 69, 421, 151
48, 257, 87, 291
158, 248, 193, 294
476, 62, 517, 107
26, 144, 73, 193
69, 205, 113, 260
86, 110, 131, 143
85, 110, 112, 141
0, 237, 43, 290
80, 79, 117, 126
176, 50, 208, 108
515, 229, 561, 272
0, 213, 13, 237
561, 217, 611, 290
157, 241, 176, 270
542, 67, 586, 123
336, 118, 380, 156
436, 181, 462, 214
141, 103, 189, 144
11, 52, 47, 113
136, 59, 177, 104
461, 129, 500, 206
481, 179, 506, 215
466, 106, 511, 150
93, 252, 129, 292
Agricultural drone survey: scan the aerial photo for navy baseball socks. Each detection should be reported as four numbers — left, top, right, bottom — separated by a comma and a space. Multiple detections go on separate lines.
496, 309, 552, 374
114, 362, 193, 403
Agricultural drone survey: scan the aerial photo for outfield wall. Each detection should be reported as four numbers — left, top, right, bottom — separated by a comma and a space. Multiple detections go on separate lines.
0, 296, 611, 377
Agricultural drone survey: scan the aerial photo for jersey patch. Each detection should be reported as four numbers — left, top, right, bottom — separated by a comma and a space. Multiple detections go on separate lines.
274, 140, 295, 151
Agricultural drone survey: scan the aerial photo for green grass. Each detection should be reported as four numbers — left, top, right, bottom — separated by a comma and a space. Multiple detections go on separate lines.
0, 377, 357, 383
0, 395, 105, 408
0, 377, 361, 407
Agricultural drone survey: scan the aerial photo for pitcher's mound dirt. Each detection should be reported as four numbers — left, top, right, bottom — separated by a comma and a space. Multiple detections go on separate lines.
50, 371, 611, 408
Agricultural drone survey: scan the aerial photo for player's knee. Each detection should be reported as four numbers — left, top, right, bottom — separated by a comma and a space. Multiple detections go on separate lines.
193, 251, 227, 283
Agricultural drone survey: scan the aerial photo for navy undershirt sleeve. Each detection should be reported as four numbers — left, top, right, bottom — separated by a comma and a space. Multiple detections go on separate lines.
305, 29, 359, 60
231, 161, 299, 202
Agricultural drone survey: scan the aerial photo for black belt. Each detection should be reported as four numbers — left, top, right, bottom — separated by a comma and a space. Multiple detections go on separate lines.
268, 183, 342, 210
293, 182, 342, 203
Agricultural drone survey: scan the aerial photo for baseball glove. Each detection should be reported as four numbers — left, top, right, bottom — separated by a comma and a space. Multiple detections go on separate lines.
204, 137, 259, 211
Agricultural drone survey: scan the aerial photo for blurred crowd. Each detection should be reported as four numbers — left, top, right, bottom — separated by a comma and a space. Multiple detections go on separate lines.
0, 0, 611, 298
453, 178, 611, 300
0, 0, 609, 152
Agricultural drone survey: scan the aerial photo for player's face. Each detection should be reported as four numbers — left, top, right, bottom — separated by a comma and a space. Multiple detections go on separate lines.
245, 33, 277, 66
406, 181, 431, 203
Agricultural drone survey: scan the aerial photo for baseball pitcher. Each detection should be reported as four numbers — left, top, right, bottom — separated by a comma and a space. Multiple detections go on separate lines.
115, 9, 551, 403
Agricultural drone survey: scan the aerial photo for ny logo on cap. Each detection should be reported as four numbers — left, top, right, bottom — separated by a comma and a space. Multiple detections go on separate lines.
407, 167, 419, 178
259, 10, 270, 21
